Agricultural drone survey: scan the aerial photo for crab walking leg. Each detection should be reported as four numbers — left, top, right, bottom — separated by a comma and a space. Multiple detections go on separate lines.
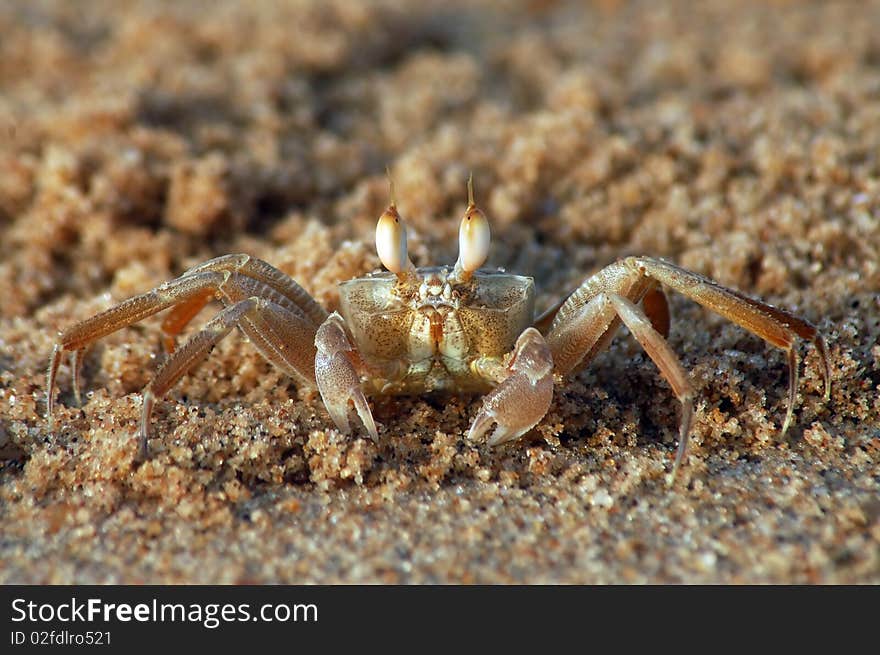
181, 254, 328, 328
467, 328, 554, 446
160, 289, 214, 353
235, 303, 318, 387
607, 294, 695, 483
624, 256, 832, 432
139, 298, 258, 460
546, 257, 830, 442
47, 271, 231, 430
161, 255, 328, 352
48, 265, 325, 430
641, 286, 671, 339
70, 348, 85, 407
138, 296, 319, 459
202, 270, 321, 388
315, 312, 378, 441
534, 279, 670, 338
545, 289, 695, 480
544, 261, 657, 375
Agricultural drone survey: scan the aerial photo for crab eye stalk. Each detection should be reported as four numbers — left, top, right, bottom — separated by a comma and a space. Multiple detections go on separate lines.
375, 176, 414, 277
454, 174, 491, 280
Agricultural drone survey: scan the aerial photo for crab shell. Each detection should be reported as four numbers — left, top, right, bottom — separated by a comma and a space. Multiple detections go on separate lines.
339, 268, 535, 395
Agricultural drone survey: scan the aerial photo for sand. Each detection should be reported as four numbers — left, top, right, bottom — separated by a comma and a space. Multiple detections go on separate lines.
0, 0, 878, 584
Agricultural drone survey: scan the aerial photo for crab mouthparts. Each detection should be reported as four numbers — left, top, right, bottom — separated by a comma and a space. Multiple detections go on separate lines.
417, 272, 454, 304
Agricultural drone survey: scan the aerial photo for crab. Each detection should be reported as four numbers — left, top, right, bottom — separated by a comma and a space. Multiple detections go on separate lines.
46, 176, 831, 482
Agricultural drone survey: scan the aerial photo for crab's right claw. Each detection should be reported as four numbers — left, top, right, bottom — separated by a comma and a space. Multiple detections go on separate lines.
315, 312, 378, 441
467, 328, 554, 446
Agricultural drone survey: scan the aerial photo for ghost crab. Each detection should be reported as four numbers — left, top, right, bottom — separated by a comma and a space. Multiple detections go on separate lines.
46, 175, 831, 482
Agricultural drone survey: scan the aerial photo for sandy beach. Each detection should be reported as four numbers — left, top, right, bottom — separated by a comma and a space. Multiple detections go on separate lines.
1, 0, 877, 583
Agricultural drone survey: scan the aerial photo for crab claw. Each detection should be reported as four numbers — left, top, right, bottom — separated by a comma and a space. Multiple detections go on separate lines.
467, 328, 554, 446
315, 312, 378, 441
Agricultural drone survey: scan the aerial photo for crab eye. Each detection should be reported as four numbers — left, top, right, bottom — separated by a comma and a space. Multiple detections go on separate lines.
376, 205, 411, 274
456, 174, 491, 275
458, 205, 491, 273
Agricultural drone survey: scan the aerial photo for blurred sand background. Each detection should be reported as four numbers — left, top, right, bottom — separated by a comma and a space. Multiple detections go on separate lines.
0, 0, 878, 583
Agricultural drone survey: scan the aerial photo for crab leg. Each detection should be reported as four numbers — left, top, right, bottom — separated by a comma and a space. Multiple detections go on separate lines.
641, 286, 671, 338
315, 312, 378, 441
543, 260, 655, 375
47, 259, 324, 430
533, 277, 670, 338
70, 348, 86, 407
160, 254, 328, 352
608, 294, 694, 481
467, 327, 555, 446
624, 257, 832, 422
139, 296, 316, 459
160, 289, 214, 353
48, 271, 230, 428
543, 256, 831, 479
544, 287, 695, 478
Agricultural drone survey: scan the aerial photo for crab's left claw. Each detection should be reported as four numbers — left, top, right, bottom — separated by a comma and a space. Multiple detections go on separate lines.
467, 328, 554, 446
315, 312, 378, 441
